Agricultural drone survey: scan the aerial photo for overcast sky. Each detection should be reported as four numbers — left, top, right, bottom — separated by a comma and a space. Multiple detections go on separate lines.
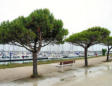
0, 0, 112, 35
0, 0, 112, 51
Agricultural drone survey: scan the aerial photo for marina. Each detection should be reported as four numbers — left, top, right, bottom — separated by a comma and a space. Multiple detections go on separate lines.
0, 50, 103, 64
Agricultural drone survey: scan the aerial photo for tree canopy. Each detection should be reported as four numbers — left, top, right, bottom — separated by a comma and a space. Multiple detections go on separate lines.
103, 36, 112, 47
0, 9, 68, 52
66, 26, 110, 48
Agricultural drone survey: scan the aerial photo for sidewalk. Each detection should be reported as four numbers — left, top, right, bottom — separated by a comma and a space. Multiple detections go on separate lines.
0, 56, 106, 83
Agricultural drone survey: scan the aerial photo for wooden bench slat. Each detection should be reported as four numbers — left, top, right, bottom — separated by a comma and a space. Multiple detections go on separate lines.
59, 60, 75, 65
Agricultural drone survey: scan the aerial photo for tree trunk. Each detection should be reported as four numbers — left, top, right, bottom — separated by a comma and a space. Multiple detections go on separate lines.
84, 48, 88, 66
106, 46, 110, 62
32, 52, 38, 77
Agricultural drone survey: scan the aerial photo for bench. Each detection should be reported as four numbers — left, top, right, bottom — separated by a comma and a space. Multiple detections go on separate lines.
57, 60, 75, 71
60, 60, 75, 66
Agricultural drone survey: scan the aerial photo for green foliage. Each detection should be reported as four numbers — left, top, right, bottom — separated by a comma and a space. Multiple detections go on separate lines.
102, 48, 107, 56
103, 36, 112, 46
0, 8, 68, 51
86, 26, 110, 42
0, 21, 11, 44
25, 9, 68, 43
87, 26, 110, 37
66, 26, 110, 48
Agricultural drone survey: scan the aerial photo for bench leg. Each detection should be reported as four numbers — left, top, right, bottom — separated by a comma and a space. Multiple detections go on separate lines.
58, 65, 64, 72
61, 65, 64, 72
57, 65, 63, 72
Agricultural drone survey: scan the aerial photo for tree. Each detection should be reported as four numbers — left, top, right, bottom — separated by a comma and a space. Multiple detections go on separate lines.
0, 9, 68, 77
65, 26, 110, 66
102, 48, 107, 56
103, 36, 112, 61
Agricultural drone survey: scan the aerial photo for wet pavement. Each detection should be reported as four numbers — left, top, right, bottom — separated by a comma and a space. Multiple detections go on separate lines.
0, 62, 112, 86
